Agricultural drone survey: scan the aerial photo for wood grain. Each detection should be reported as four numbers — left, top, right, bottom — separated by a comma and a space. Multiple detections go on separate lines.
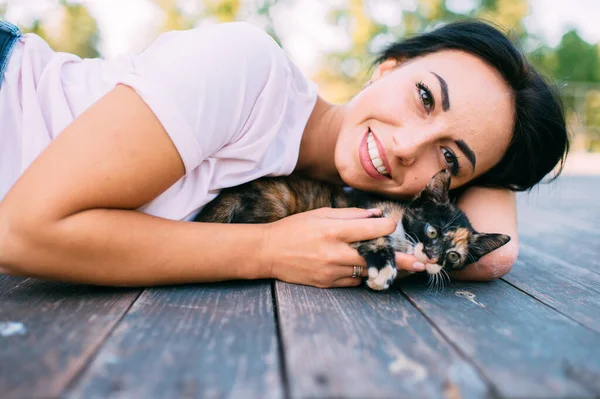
517, 175, 599, 224
275, 280, 490, 399
402, 277, 600, 398
0, 275, 140, 399
515, 175, 600, 273
503, 244, 600, 334
516, 204, 600, 273
66, 281, 283, 399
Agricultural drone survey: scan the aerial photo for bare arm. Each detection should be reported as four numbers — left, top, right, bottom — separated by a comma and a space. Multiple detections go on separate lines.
450, 186, 519, 281
0, 85, 394, 287
0, 85, 271, 285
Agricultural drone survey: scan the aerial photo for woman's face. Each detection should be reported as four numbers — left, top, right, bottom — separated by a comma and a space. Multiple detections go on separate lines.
335, 50, 515, 198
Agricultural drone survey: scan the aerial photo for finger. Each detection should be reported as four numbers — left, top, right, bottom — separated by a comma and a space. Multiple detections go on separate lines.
395, 252, 424, 272
318, 207, 381, 220
337, 245, 367, 267
334, 265, 369, 279
331, 277, 364, 288
335, 217, 397, 242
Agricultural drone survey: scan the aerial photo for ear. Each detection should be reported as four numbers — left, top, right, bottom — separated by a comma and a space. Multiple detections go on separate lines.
371, 58, 401, 82
414, 169, 451, 204
469, 233, 511, 262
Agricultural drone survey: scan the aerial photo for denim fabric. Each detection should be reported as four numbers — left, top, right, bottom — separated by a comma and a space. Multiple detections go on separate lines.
0, 20, 21, 90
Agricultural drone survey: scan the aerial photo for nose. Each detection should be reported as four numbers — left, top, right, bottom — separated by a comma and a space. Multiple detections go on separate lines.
392, 134, 426, 167
424, 248, 438, 263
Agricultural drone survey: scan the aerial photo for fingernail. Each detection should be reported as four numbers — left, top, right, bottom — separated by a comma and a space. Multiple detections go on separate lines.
367, 208, 382, 215
412, 262, 425, 271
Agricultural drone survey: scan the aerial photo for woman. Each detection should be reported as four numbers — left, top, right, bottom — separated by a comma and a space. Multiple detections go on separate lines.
0, 19, 568, 288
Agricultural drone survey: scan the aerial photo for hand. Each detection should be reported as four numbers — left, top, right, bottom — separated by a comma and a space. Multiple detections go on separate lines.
261, 207, 396, 288
395, 252, 425, 273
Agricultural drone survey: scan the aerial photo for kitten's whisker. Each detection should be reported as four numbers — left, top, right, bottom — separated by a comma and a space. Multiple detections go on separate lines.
426, 274, 435, 294
449, 211, 464, 229
441, 269, 451, 289
443, 211, 462, 231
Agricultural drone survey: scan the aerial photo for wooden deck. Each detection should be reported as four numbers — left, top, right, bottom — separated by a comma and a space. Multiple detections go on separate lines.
1, 175, 599, 399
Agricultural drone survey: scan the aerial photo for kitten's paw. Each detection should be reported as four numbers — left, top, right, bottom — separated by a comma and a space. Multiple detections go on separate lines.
366, 262, 397, 291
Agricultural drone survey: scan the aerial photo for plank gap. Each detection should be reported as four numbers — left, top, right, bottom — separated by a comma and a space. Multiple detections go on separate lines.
61, 288, 145, 395
396, 285, 503, 399
271, 281, 291, 399
499, 277, 600, 337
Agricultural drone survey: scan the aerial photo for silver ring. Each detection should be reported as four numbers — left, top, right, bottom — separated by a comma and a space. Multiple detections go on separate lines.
352, 266, 364, 278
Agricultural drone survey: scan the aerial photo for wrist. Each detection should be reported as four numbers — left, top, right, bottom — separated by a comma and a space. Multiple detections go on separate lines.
254, 222, 276, 280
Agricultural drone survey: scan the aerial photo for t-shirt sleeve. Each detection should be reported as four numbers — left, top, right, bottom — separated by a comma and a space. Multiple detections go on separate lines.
114, 22, 289, 174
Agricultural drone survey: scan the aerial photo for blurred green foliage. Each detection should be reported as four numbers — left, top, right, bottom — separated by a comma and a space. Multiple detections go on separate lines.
1, 0, 599, 150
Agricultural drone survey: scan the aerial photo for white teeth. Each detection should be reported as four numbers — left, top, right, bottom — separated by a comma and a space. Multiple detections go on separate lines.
367, 132, 389, 176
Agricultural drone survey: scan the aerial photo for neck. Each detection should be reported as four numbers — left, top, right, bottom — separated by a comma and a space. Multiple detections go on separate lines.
294, 96, 347, 184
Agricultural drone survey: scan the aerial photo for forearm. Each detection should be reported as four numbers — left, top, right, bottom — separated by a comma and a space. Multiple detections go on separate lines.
450, 186, 519, 281
1, 208, 269, 286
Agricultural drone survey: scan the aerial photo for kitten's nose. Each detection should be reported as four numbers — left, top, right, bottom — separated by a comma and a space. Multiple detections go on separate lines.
424, 249, 438, 264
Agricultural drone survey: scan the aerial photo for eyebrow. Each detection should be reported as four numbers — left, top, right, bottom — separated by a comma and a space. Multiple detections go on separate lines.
455, 139, 477, 172
430, 72, 450, 111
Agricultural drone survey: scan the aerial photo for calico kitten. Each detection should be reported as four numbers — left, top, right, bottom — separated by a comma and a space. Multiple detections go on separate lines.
195, 170, 510, 291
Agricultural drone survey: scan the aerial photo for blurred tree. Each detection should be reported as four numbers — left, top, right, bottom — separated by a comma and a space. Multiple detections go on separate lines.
154, 0, 197, 32
151, 0, 281, 43
203, 0, 240, 22
20, 0, 100, 58
528, 44, 558, 79
477, 0, 529, 41
314, 0, 386, 103
554, 30, 600, 83
254, 0, 281, 46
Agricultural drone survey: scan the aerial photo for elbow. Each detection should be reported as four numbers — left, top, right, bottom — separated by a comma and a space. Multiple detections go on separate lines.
479, 242, 518, 280
0, 219, 23, 276
0, 208, 42, 277
452, 239, 518, 282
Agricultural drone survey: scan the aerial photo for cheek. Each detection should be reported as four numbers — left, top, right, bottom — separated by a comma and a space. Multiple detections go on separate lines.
393, 169, 436, 197
334, 127, 362, 182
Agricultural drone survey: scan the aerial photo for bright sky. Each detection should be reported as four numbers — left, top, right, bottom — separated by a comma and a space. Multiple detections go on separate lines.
3, 0, 600, 74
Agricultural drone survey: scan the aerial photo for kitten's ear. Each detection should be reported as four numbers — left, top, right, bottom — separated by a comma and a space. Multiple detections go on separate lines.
469, 233, 511, 261
415, 169, 451, 204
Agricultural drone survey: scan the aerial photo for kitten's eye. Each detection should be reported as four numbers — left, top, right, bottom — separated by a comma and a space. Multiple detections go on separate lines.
447, 251, 460, 262
425, 223, 438, 239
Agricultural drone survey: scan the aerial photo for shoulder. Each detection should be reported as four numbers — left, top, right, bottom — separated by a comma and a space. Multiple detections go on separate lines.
141, 22, 293, 89
205, 22, 278, 48
152, 22, 285, 66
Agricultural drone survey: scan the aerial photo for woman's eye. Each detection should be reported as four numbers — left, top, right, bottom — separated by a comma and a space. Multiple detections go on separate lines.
447, 251, 460, 262
442, 148, 460, 176
416, 82, 434, 114
425, 223, 438, 239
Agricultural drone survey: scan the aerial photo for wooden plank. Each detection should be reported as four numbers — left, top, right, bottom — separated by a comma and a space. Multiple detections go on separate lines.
518, 176, 600, 223
502, 244, 600, 334
516, 198, 600, 274
275, 281, 490, 399
66, 281, 283, 399
0, 275, 140, 399
402, 278, 600, 398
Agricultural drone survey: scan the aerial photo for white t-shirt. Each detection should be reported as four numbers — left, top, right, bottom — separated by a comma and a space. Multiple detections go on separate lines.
0, 22, 318, 221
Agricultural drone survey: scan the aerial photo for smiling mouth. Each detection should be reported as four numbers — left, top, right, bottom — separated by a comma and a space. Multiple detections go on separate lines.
367, 131, 390, 177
